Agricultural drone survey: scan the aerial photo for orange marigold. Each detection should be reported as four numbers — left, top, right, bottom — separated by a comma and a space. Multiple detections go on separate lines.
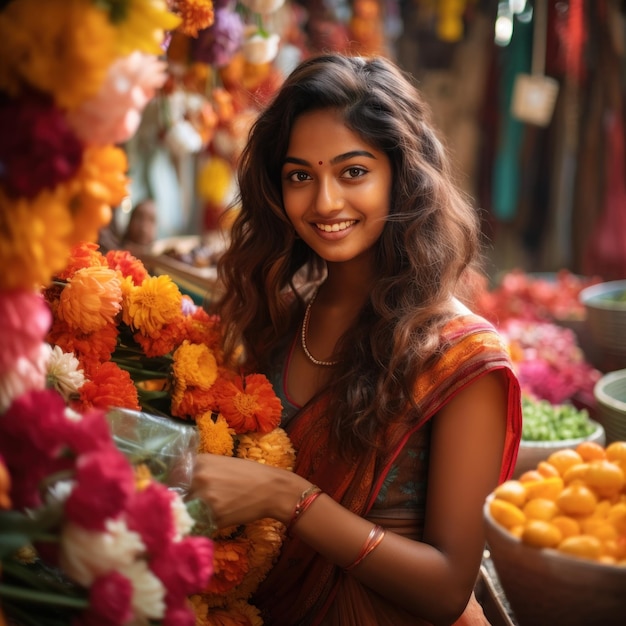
236, 428, 295, 470
105, 249, 149, 285
184, 308, 224, 354
205, 539, 251, 595
57, 266, 122, 333
172, 341, 218, 389
197, 412, 235, 456
76, 361, 140, 412
199, 599, 263, 626
212, 373, 282, 434
127, 274, 183, 336
134, 319, 187, 358
175, 0, 215, 37
64, 145, 130, 245
57, 241, 108, 280
170, 384, 218, 421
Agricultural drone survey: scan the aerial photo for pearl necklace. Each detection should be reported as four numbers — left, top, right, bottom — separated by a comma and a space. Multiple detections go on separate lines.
301, 288, 339, 367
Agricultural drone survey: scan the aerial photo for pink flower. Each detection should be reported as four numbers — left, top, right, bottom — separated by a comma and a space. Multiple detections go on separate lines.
65, 448, 135, 530
151, 535, 214, 602
126, 483, 176, 555
0, 290, 51, 377
0, 342, 50, 413
64, 408, 118, 456
80, 570, 133, 626
0, 91, 83, 198
67, 52, 168, 146
163, 605, 197, 626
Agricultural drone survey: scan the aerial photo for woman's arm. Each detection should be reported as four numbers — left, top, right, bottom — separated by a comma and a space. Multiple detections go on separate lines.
191, 370, 508, 625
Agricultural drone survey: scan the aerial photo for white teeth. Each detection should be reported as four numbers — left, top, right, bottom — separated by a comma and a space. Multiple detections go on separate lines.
315, 220, 356, 232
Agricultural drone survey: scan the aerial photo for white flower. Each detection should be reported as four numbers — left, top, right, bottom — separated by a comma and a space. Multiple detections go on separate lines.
164, 120, 203, 156
170, 492, 195, 539
119, 559, 166, 620
59, 519, 145, 587
239, 0, 286, 14
47, 345, 85, 401
242, 31, 281, 65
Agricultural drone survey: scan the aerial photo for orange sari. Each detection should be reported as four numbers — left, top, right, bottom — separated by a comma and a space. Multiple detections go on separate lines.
254, 315, 522, 625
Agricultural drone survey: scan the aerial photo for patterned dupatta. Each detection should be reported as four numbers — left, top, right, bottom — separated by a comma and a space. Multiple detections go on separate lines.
254, 315, 522, 625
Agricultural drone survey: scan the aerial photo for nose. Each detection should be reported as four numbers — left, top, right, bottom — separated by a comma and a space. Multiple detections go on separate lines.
314, 177, 344, 215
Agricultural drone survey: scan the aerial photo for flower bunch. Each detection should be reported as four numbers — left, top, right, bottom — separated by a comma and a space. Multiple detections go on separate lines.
43, 241, 296, 623
0, 390, 213, 626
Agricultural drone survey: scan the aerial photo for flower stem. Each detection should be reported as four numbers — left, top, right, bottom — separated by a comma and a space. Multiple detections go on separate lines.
0, 583, 88, 608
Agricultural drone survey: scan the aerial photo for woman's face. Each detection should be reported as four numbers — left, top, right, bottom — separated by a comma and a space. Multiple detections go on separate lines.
281, 108, 392, 265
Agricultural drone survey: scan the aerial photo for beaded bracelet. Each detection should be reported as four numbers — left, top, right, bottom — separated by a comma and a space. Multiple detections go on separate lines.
344, 524, 386, 572
288, 484, 322, 534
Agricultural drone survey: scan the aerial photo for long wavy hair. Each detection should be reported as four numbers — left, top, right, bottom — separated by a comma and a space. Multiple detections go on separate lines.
211, 54, 484, 456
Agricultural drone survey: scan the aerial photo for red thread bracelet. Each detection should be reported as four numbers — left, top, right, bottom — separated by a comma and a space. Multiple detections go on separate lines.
344, 524, 386, 571
288, 485, 322, 534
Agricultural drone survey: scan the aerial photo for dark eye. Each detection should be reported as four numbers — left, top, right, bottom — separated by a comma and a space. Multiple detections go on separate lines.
287, 171, 312, 182
343, 166, 367, 179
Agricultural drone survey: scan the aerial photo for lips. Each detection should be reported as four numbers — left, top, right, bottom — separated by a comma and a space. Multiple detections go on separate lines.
314, 220, 356, 232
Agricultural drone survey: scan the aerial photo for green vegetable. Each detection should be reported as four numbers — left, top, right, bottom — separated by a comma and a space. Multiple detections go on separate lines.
521, 395, 595, 442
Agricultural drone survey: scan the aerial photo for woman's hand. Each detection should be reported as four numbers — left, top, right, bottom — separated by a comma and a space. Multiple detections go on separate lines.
190, 453, 310, 528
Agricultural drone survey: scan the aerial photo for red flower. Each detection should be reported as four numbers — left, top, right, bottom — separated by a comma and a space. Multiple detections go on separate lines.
105, 249, 149, 285
126, 482, 176, 555
0, 90, 83, 199
65, 448, 135, 530
81, 570, 133, 626
77, 361, 140, 412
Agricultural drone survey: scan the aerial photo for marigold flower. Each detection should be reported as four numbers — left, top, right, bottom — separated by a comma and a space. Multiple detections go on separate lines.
184, 309, 224, 354
77, 361, 140, 412
111, 0, 182, 56
0, 456, 11, 509
0, 189, 74, 291
205, 539, 251, 594
63, 145, 130, 245
0, 92, 84, 199
212, 373, 282, 434
175, 0, 215, 37
171, 384, 218, 421
172, 340, 219, 389
58, 241, 108, 281
196, 598, 263, 625
57, 266, 123, 333
134, 320, 187, 358
127, 275, 183, 336
0, 0, 117, 109
197, 413, 235, 456
105, 249, 149, 285
236, 428, 295, 470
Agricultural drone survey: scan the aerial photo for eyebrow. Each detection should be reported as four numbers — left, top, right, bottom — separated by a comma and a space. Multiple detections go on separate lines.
283, 150, 377, 167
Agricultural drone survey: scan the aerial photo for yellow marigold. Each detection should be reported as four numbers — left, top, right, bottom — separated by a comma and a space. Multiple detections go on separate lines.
127, 274, 183, 336
57, 266, 123, 333
0, 0, 116, 109
197, 412, 235, 456
172, 341, 218, 389
63, 146, 130, 245
120, 276, 138, 326
236, 428, 296, 470
212, 373, 283, 435
57, 242, 108, 281
134, 464, 154, 491
0, 189, 73, 291
112, 0, 182, 56
175, 0, 215, 38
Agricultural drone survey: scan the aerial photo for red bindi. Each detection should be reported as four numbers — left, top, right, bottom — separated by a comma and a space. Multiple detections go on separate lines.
318, 161, 323, 165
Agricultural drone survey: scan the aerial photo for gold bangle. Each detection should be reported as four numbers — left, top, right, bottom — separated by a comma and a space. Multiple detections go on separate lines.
288, 484, 322, 534
344, 525, 386, 571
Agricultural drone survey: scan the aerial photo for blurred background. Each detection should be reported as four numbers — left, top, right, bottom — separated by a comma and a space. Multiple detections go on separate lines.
109, 0, 626, 285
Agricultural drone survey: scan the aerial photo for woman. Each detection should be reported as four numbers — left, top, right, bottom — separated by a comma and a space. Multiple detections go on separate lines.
192, 54, 522, 625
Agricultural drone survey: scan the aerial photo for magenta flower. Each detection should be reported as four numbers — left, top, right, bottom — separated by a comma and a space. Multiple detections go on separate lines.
80, 571, 133, 626
65, 448, 135, 531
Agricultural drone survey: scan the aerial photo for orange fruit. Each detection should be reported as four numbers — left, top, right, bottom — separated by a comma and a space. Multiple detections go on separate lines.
556, 484, 598, 516
493, 480, 527, 508
608, 502, 626, 535
524, 476, 564, 501
558, 534, 602, 561
521, 519, 563, 548
518, 469, 544, 483
562, 462, 589, 485
547, 448, 584, 476
581, 518, 619, 542
584, 459, 625, 498
605, 441, 626, 463
536, 461, 560, 478
576, 440, 607, 462
551, 515, 581, 539
490, 498, 526, 529
523, 497, 559, 521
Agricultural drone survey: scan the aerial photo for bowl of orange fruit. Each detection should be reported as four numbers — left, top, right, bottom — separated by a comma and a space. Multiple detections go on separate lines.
484, 440, 626, 626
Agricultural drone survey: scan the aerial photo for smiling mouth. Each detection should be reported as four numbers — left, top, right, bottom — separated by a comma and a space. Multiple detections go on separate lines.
315, 220, 356, 233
